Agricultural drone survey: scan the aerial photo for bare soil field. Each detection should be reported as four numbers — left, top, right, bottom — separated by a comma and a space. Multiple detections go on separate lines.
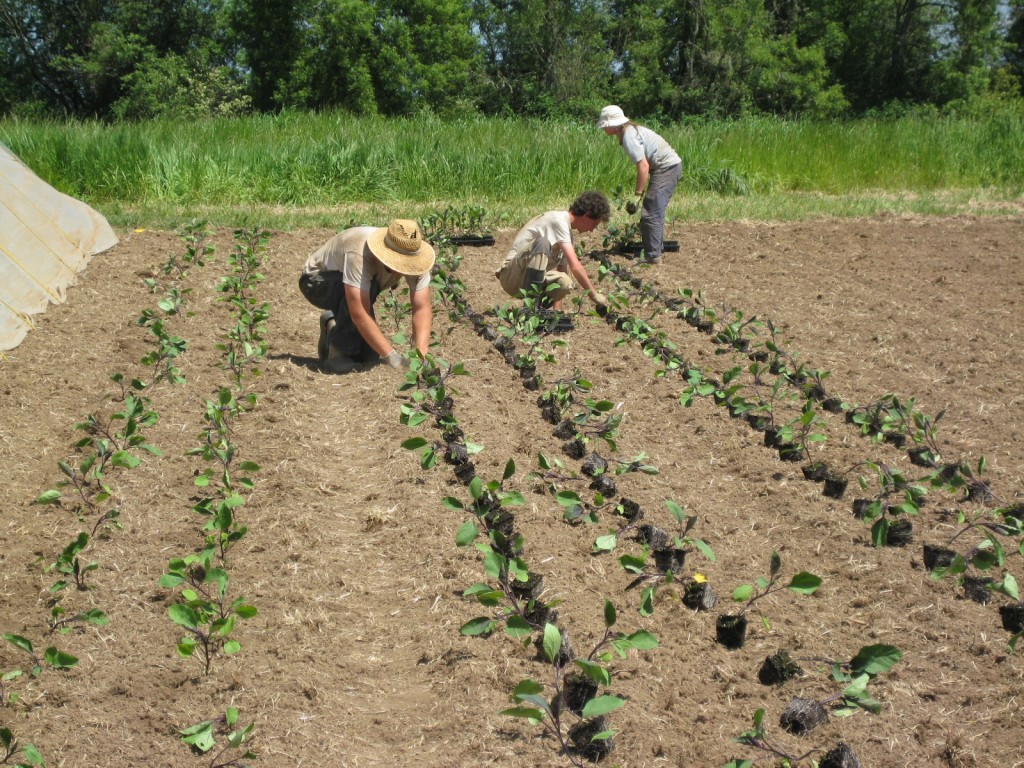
1, 215, 1022, 768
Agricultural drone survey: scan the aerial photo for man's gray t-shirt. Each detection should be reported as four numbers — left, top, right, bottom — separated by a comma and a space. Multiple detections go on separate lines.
621, 125, 681, 171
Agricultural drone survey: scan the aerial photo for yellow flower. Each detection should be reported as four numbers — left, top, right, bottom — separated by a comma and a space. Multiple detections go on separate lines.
693, 573, 707, 583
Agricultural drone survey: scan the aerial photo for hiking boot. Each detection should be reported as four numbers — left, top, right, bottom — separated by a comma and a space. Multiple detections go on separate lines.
324, 345, 360, 373
318, 310, 335, 364
644, 254, 662, 265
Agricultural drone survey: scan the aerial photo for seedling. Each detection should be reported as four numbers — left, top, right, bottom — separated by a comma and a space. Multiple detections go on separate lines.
990, 573, 1024, 652
718, 552, 821, 646
0, 727, 43, 767
399, 355, 472, 468
179, 706, 256, 767
855, 462, 926, 546
616, 501, 716, 614
160, 553, 258, 676
502, 604, 658, 767
713, 306, 762, 354
1, 633, 78, 707
723, 709, 816, 767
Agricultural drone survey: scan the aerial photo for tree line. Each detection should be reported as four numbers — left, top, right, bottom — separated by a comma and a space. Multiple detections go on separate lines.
2, 0, 1023, 123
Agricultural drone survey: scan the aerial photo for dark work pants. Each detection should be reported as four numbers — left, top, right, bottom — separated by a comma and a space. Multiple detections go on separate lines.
298, 271, 382, 362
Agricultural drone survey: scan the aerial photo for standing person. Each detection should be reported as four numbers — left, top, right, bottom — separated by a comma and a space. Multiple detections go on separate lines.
299, 219, 435, 373
596, 105, 682, 264
496, 190, 609, 310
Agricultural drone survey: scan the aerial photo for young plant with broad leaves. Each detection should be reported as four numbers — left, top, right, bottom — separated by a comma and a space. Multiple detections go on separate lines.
160, 551, 257, 676
0, 727, 43, 768
502, 603, 658, 767
1, 633, 78, 709
179, 706, 256, 767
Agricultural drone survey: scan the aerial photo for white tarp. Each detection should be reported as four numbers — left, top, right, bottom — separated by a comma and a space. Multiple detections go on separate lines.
0, 143, 118, 351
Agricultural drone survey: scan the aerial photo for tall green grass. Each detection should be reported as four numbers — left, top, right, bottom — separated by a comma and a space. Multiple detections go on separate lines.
1, 109, 1021, 228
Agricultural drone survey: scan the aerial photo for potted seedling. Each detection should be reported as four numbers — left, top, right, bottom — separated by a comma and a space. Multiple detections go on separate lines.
777, 400, 827, 463
713, 307, 763, 355
853, 462, 926, 547
776, 643, 902, 735
1, 633, 78, 709
502, 604, 658, 767
717, 552, 821, 649
179, 706, 256, 766
927, 505, 1022, 606
617, 501, 716, 616
421, 204, 496, 246
991, 574, 1024, 650
0, 727, 43, 768
538, 370, 592, 424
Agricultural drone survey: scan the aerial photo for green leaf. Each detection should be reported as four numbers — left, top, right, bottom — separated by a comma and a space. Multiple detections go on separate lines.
849, 644, 902, 677
593, 534, 618, 553
732, 584, 755, 603
34, 490, 62, 505
180, 721, 216, 753
168, 604, 200, 628
223, 640, 241, 654
442, 496, 465, 510
43, 647, 78, 669
603, 599, 617, 628
503, 458, 516, 480
640, 585, 655, 616
501, 492, 525, 507
3, 633, 33, 654
582, 695, 625, 718
505, 615, 533, 638
110, 450, 142, 469
769, 551, 782, 577
556, 490, 582, 506
665, 499, 685, 523
695, 540, 717, 563
542, 623, 561, 664
575, 658, 611, 687
460, 617, 495, 636
455, 521, 478, 547
500, 706, 545, 724
787, 572, 822, 595
624, 630, 659, 650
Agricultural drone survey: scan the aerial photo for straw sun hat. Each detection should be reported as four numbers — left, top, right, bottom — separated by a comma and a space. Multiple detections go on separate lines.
596, 105, 629, 129
367, 219, 436, 276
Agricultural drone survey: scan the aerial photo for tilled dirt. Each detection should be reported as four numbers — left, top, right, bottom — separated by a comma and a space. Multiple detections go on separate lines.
1, 215, 1022, 768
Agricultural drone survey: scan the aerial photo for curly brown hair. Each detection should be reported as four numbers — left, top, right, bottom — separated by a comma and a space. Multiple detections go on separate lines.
569, 190, 611, 222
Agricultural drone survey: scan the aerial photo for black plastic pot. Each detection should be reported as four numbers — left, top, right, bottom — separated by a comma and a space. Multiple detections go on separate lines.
511, 573, 543, 602
616, 498, 643, 521
999, 603, 1024, 634
822, 474, 849, 499
653, 547, 687, 575
922, 544, 955, 570
715, 614, 748, 649
561, 673, 599, 716
449, 234, 495, 246
568, 716, 614, 761
908, 447, 938, 467
637, 524, 671, 550
582, 453, 609, 478
885, 518, 914, 547
778, 443, 804, 462
819, 742, 863, 768
682, 579, 718, 611
962, 576, 993, 605
802, 462, 829, 482
780, 697, 829, 735
453, 462, 477, 485
758, 651, 803, 686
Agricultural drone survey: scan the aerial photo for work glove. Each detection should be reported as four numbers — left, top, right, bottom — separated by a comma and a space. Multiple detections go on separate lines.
383, 349, 409, 371
625, 200, 639, 215
591, 292, 608, 309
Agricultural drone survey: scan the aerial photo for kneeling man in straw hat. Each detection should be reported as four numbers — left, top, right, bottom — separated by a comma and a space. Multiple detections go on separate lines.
299, 219, 435, 373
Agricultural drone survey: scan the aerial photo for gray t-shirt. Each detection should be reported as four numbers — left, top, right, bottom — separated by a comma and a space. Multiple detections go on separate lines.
303, 227, 430, 293
621, 125, 682, 171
